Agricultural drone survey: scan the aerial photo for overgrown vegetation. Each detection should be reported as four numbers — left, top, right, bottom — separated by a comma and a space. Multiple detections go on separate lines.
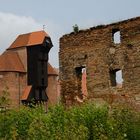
73, 24, 79, 33
0, 86, 10, 107
0, 101, 139, 140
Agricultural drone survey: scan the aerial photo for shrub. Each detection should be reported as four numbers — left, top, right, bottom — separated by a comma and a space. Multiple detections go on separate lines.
0, 102, 139, 140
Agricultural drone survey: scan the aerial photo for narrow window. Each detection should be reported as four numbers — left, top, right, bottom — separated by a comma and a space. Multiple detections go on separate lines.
75, 66, 86, 81
112, 29, 121, 44
109, 69, 123, 87
75, 67, 83, 79
109, 69, 116, 86
116, 70, 123, 86
75, 66, 87, 98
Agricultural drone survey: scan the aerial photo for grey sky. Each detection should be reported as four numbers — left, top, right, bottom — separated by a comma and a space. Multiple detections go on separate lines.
0, 0, 140, 67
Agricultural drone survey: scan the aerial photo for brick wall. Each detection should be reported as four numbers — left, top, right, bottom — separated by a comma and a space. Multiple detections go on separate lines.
59, 17, 140, 105
0, 72, 27, 108
47, 75, 60, 106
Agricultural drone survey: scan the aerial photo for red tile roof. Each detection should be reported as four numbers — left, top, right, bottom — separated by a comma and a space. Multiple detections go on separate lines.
48, 63, 58, 75
21, 85, 32, 100
8, 31, 49, 50
0, 51, 25, 72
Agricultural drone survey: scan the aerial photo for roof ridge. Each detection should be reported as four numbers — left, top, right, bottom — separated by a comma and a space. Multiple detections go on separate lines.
7, 30, 49, 50
27, 32, 31, 46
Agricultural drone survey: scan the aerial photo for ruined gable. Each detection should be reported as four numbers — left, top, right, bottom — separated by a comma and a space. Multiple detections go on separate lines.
59, 17, 140, 106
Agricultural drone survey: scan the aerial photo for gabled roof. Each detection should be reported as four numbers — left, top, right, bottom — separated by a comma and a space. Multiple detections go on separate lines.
48, 63, 58, 76
0, 51, 57, 74
8, 31, 49, 50
0, 51, 25, 72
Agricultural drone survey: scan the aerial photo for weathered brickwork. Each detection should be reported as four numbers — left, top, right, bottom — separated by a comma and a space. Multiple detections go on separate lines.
59, 17, 140, 106
0, 72, 26, 108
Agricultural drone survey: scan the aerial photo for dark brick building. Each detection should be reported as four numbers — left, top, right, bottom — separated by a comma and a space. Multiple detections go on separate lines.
59, 17, 140, 106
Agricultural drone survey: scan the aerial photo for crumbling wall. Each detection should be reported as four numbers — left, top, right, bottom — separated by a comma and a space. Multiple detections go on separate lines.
59, 17, 140, 106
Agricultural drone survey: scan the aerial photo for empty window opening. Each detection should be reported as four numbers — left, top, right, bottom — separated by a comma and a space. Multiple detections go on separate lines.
75, 66, 86, 81
75, 66, 84, 78
112, 29, 121, 44
75, 66, 87, 99
109, 69, 123, 87
116, 70, 123, 85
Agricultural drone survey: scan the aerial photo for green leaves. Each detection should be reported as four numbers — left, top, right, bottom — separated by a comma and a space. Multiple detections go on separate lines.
0, 86, 10, 107
0, 102, 139, 140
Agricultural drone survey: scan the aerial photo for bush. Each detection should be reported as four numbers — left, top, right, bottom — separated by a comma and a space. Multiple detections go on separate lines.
0, 102, 139, 140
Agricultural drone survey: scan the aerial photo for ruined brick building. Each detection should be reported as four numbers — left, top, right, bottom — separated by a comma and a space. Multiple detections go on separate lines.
0, 31, 59, 108
59, 17, 140, 106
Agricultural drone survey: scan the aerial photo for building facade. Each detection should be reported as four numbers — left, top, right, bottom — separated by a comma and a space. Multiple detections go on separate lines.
59, 17, 140, 106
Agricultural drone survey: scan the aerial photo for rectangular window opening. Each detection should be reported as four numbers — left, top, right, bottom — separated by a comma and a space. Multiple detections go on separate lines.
75, 66, 86, 80
112, 29, 121, 44
109, 69, 123, 87
75, 66, 87, 99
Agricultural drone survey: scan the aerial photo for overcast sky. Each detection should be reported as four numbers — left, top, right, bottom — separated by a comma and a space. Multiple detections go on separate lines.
0, 0, 140, 67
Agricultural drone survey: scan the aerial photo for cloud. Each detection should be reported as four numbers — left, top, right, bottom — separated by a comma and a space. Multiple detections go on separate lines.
0, 12, 62, 67
0, 12, 111, 68
0, 12, 42, 52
